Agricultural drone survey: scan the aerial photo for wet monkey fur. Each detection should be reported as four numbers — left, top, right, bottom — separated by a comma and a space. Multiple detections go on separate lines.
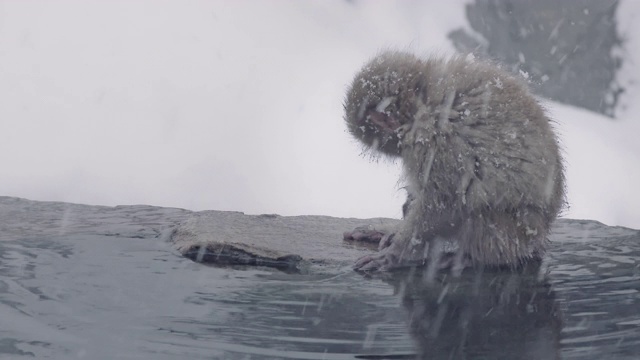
343, 51, 565, 272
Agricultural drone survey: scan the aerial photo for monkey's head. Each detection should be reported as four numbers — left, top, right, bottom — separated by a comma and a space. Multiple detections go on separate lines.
344, 51, 424, 157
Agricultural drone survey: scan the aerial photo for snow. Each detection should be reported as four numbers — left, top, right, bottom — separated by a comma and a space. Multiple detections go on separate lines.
0, 0, 638, 229
547, 100, 640, 230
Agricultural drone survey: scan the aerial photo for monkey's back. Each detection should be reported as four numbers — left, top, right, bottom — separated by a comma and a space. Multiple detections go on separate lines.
409, 57, 563, 212
403, 57, 565, 263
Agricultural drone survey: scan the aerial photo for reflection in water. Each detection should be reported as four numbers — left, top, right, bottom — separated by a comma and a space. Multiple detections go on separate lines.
181, 261, 563, 359
1, 232, 639, 359
0, 200, 639, 359
386, 262, 561, 359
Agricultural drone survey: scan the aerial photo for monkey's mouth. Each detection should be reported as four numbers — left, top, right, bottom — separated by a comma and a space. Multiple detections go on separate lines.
366, 110, 401, 135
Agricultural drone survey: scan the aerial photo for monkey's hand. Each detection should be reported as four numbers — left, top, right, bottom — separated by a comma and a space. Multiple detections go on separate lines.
354, 236, 425, 272
378, 233, 395, 250
354, 237, 472, 273
353, 248, 400, 272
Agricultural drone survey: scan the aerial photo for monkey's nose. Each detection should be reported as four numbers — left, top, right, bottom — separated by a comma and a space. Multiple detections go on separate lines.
368, 111, 401, 134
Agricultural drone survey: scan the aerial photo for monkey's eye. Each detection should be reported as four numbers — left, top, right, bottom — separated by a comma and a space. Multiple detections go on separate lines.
375, 96, 397, 113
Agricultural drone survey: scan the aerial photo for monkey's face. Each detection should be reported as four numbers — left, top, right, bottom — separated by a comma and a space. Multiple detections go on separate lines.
355, 97, 404, 155
344, 51, 423, 157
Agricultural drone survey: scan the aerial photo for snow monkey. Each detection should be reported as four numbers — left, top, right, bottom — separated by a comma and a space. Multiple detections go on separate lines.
343, 51, 565, 272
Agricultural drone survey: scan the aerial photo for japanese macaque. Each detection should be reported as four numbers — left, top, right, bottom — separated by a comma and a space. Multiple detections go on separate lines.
343, 51, 565, 272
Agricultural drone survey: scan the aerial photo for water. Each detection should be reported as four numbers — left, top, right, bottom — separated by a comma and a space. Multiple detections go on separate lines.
1, 198, 639, 359
0, 233, 411, 359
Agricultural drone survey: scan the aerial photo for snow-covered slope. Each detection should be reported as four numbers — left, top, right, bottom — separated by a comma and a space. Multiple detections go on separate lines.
0, 0, 638, 228
546, 101, 640, 228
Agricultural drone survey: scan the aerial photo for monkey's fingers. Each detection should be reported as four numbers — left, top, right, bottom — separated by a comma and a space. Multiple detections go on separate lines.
378, 233, 395, 250
353, 252, 395, 272
353, 256, 380, 272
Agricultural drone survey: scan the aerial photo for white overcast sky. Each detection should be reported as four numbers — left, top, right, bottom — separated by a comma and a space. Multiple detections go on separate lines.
1, 0, 639, 229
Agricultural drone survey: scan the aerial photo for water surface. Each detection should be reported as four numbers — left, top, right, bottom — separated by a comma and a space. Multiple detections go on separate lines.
1, 198, 639, 359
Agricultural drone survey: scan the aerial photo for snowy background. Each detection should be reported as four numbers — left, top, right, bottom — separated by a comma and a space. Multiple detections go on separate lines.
0, 0, 638, 229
